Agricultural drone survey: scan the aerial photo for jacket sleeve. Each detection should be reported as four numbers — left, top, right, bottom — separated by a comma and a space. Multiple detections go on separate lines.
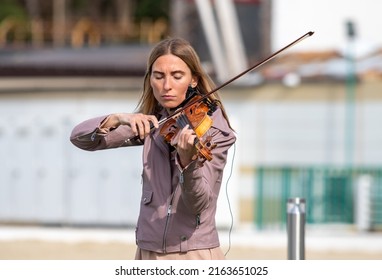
70, 115, 143, 151
178, 111, 236, 215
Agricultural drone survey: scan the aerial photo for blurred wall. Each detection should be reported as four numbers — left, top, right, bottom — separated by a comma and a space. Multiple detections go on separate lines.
1, 78, 382, 226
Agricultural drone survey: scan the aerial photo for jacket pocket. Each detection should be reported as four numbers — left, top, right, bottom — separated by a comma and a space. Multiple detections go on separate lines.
142, 190, 153, 205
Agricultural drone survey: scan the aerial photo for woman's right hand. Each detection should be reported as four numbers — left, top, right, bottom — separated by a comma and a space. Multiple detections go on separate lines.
106, 113, 159, 140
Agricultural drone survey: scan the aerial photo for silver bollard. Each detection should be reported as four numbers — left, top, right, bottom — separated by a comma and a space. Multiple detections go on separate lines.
287, 197, 305, 260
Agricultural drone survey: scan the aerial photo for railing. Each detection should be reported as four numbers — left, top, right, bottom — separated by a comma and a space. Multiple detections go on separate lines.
255, 166, 382, 230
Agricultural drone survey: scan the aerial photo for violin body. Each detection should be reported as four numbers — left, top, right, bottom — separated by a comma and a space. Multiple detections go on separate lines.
182, 96, 213, 138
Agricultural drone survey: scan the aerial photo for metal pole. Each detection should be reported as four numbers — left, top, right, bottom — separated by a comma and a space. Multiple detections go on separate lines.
345, 20, 356, 167
215, 0, 248, 75
194, 0, 230, 82
287, 197, 305, 260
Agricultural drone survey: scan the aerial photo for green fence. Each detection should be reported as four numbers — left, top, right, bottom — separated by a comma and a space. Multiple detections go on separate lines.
255, 166, 382, 230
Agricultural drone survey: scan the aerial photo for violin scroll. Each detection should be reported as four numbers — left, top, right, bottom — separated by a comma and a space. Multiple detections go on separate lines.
193, 136, 217, 165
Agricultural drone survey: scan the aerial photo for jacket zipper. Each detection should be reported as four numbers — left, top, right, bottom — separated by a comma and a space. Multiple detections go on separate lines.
196, 214, 201, 229
162, 186, 178, 253
162, 204, 172, 253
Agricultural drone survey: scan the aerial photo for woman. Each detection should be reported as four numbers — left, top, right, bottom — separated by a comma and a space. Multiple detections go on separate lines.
70, 38, 236, 260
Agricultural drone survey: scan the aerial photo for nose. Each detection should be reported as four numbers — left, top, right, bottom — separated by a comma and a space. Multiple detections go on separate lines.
163, 77, 172, 90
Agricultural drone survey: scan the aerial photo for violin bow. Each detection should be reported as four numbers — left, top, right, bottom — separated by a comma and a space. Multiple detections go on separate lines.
158, 31, 314, 126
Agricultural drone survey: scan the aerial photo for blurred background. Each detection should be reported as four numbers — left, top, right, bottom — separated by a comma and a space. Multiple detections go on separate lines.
1, 0, 382, 259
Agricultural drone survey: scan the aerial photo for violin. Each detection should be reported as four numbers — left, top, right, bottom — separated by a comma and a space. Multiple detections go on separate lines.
159, 86, 218, 165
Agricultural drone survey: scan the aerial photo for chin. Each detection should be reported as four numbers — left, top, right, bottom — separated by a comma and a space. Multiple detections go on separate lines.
163, 102, 181, 110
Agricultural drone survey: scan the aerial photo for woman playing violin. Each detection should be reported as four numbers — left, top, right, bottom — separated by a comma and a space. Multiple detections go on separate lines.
70, 38, 236, 260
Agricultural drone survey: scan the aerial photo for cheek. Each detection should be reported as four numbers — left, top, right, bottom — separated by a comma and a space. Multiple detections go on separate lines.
179, 85, 189, 98
150, 77, 158, 89
150, 78, 160, 95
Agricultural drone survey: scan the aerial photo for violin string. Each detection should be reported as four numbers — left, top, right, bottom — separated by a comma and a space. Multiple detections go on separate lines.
224, 141, 236, 257
176, 113, 191, 129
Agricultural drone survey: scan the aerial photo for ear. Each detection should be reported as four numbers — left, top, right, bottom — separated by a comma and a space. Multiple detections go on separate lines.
191, 76, 198, 88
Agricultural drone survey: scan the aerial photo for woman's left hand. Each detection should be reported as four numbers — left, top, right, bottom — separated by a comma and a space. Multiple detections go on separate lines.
175, 125, 198, 167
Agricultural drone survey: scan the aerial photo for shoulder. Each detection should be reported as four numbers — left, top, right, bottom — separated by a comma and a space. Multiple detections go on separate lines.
211, 107, 234, 136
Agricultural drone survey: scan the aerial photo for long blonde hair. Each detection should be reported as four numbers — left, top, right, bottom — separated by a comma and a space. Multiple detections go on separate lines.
136, 37, 233, 129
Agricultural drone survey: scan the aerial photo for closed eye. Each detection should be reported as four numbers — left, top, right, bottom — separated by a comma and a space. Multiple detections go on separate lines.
152, 72, 164, 79
152, 70, 186, 80
172, 70, 186, 80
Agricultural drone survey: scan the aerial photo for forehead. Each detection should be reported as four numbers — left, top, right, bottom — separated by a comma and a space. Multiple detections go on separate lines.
152, 54, 190, 72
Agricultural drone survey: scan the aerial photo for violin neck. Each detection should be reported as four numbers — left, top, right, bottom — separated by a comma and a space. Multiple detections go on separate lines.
176, 114, 193, 130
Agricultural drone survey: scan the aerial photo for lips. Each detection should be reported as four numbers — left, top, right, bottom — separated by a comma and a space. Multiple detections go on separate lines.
161, 95, 176, 100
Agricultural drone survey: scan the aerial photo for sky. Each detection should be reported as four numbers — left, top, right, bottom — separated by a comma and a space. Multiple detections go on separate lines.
272, 0, 382, 57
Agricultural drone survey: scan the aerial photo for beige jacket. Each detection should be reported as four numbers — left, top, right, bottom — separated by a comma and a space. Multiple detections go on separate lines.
70, 108, 236, 253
